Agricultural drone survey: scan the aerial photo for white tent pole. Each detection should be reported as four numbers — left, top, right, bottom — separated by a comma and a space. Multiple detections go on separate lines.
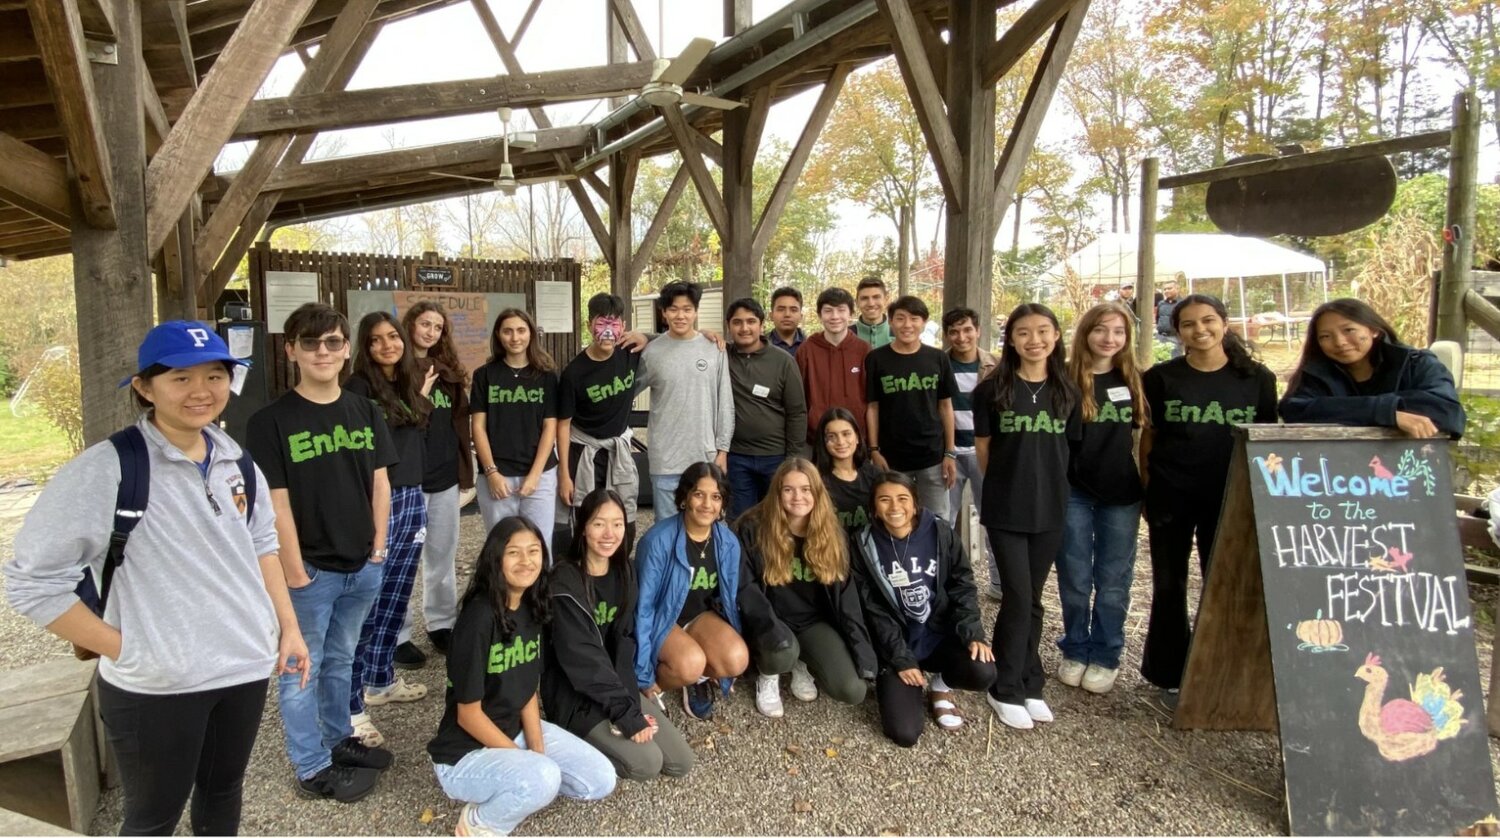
1238, 276, 1247, 329
1281, 272, 1290, 315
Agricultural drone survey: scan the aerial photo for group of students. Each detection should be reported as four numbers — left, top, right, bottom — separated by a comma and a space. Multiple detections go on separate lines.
1, 275, 1466, 836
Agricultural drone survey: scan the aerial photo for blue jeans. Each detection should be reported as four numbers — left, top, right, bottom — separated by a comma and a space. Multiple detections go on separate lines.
279, 559, 384, 779
727, 453, 784, 520
1055, 489, 1140, 670
432, 721, 615, 834
650, 473, 681, 517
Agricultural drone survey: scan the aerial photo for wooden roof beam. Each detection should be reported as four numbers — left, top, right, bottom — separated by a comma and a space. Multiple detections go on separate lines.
189, 0, 451, 71
983, 0, 1079, 87
76, 0, 116, 42
877, 0, 962, 208
631, 163, 689, 284
27, 0, 114, 227
144, 0, 319, 255
231, 61, 652, 140
0, 131, 70, 227
0, 10, 38, 61
661, 105, 727, 237
141, 0, 197, 92
607, 0, 656, 62
752, 63, 847, 263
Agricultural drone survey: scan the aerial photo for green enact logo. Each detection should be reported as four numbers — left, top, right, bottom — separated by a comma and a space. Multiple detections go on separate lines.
997, 410, 1067, 434
288, 424, 375, 463
690, 567, 718, 591
1163, 400, 1255, 425
586, 371, 635, 403
790, 556, 815, 583
487, 634, 540, 674
880, 372, 939, 394
431, 389, 453, 409
488, 384, 546, 405
593, 600, 618, 626
838, 506, 870, 530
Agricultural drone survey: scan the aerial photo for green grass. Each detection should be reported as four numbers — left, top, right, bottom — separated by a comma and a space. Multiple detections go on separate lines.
0, 407, 73, 482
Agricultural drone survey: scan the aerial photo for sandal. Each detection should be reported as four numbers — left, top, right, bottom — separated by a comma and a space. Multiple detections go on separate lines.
928, 690, 965, 731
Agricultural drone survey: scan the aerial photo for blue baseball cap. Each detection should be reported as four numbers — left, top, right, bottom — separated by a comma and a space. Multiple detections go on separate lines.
119, 321, 247, 387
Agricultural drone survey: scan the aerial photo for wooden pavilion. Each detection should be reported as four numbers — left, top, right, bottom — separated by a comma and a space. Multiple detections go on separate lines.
0, 0, 1088, 444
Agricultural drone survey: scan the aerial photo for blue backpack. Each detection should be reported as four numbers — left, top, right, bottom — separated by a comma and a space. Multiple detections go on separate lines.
72, 427, 257, 655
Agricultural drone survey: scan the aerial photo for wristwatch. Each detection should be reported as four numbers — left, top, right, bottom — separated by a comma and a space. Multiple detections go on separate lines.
869, 446, 882, 453
372, 547, 388, 560
944, 451, 958, 460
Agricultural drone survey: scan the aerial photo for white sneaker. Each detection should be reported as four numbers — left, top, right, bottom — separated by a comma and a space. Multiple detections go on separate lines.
1081, 664, 1119, 695
365, 676, 428, 705
351, 712, 385, 748
455, 803, 502, 836
985, 693, 1033, 730
1057, 659, 1087, 688
789, 660, 818, 702
755, 674, 784, 718
1025, 698, 1054, 723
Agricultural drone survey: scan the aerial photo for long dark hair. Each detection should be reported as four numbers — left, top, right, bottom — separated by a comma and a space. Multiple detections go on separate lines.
464, 516, 552, 638
565, 488, 634, 604
402, 301, 467, 379
1170, 293, 1261, 377
488, 308, 555, 372
1289, 298, 1404, 390
351, 311, 430, 428
813, 407, 868, 474
986, 302, 1078, 417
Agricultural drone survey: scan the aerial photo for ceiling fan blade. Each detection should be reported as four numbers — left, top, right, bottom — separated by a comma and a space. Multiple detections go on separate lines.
428, 171, 495, 184
516, 174, 578, 186
658, 37, 714, 86
681, 92, 744, 110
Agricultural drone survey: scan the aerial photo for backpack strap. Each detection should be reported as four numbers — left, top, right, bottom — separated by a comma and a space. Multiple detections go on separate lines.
96, 426, 150, 613
237, 448, 257, 522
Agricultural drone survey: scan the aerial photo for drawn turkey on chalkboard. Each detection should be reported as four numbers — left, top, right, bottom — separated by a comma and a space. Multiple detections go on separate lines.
1354, 653, 1466, 762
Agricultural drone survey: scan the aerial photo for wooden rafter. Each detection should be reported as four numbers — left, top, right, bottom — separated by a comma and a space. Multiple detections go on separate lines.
912, 9, 946, 92
76, 0, 116, 41
606, 149, 638, 273
140, 0, 195, 92
27, 0, 115, 228
632, 164, 690, 282
876, 0, 962, 208
198, 191, 276, 305
582, 169, 611, 206
661, 106, 727, 236
607, 0, 656, 62
0, 9, 38, 60
991, 1, 1086, 236
983, 0, 1079, 86
140, 61, 169, 153
0, 131, 69, 226
739, 87, 773, 182
752, 63, 847, 262
194, 3, 380, 280
144, 0, 319, 254
510, 0, 543, 46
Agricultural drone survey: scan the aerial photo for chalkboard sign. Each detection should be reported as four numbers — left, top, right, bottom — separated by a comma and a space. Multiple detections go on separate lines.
414, 265, 455, 286
1177, 426, 1497, 835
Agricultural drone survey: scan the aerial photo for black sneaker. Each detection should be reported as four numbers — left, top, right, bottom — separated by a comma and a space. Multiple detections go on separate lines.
332, 736, 394, 771
427, 629, 452, 655
394, 641, 427, 670
296, 763, 380, 803
682, 680, 715, 721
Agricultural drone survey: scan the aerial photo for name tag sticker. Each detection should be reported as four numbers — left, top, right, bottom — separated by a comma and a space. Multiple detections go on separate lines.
887, 569, 911, 587
1107, 386, 1131, 402
752, 384, 771, 398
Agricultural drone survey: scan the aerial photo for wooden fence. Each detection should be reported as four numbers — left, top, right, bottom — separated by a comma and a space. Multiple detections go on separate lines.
248, 243, 582, 395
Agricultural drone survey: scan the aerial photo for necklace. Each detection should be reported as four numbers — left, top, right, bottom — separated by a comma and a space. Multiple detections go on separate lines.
885, 529, 912, 571
1021, 377, 1048, 404
688, 530, 711, 562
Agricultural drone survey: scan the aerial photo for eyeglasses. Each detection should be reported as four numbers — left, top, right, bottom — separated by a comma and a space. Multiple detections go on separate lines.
295, 336, 347, 353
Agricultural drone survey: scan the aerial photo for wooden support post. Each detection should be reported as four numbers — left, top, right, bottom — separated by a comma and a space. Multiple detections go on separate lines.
607, 150, 637, 303
1136, 157, 1158, 367
940, 0, 994, 343
721, 101, 758, 303
1436, 92, 1479, 352
72, 0, 150, 446
28, 0, 115, 228
724, 0, 752, 38
878, 0, 963, 210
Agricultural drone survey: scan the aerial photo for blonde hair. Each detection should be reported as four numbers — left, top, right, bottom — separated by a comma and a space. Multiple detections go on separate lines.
745, 458, 847, 586
1067, 302, 1148, 423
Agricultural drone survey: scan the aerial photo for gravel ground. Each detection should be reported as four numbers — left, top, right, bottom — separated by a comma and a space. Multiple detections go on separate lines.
3, 499, 1499, 836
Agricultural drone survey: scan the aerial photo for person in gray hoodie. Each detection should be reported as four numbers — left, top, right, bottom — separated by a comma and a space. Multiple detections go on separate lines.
4, 321, 307, 835
724, 297, 807, 520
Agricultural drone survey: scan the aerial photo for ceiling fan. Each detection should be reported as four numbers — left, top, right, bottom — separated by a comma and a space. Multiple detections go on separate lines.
639, 37, 742, 110
427, 107, 572, 196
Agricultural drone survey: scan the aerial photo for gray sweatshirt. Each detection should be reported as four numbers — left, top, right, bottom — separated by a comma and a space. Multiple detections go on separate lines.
639, 332, 735, 474
4, 419, 280, 694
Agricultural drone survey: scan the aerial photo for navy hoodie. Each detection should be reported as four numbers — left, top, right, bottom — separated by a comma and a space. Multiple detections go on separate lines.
1279, 340, 1465, 438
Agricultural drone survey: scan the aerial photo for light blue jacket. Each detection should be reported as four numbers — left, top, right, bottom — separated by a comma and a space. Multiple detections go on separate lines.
633, 514, 744, 691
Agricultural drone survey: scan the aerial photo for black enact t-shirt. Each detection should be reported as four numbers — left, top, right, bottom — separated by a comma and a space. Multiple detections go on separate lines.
824, 461, 882, 533
559, 349, 640, 440
427, 600, 544, 765
764, 537, 823, 634
973, 375, 1081, 533
247, 389, 398, 572
590, 564, 623, 629
470, 362, 560, 477
864, 345, 957, 471
422, 376, 462, 493
677, 531, 718, 627
1070, 369, 1144, 505
344, 375, 425, 488
1143, 356, 1279, 494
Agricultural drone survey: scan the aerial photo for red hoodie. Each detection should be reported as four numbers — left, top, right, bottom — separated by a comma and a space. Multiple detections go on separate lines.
796, 331, 871, 444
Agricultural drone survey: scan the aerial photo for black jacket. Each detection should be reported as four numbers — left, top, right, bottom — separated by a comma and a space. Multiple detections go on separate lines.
1279, 340, 1465, 438
849, 511, 986, 672
736, 518, 878, 679
541, 561, 649, 738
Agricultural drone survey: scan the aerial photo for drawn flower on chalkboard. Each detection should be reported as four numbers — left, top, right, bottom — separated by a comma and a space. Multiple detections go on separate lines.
1263, 452, 1283, 473
1395, 449, 1438, 497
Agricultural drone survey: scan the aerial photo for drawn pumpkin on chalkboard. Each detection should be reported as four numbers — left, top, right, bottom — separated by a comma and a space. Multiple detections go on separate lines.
1291, 611, 1348, 653
1354, 653, 1466, 762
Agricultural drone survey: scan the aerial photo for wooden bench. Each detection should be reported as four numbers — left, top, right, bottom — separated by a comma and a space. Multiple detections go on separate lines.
0, 658, 100, 833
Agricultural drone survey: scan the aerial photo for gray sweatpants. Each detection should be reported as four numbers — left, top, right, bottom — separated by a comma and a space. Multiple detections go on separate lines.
399, 485, 459, 643
584, 695, 695, 781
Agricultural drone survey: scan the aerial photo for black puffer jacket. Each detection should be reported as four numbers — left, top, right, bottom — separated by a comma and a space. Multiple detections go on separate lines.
1279, 339, 1465, 438
541, 561, 649, 738
849, 510, 985, 672
737, 518, 878, 679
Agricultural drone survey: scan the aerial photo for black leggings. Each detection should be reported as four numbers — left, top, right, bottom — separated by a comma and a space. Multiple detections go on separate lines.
1140, 483, 1224, 689
97, 677, 268, 836
875, 633, 996, 747
987, 527, 1065, 704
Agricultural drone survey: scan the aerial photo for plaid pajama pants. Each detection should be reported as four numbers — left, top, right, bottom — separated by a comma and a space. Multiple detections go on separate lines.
350, 485, 428, 714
